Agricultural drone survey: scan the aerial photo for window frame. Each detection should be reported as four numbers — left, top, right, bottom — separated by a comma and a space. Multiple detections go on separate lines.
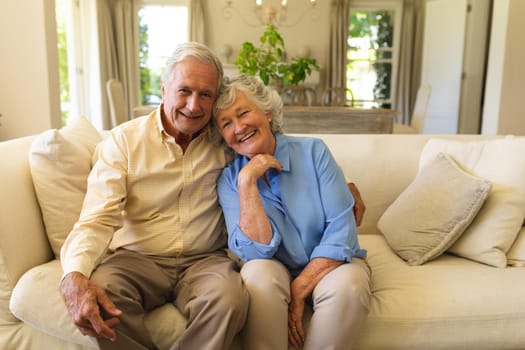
347, 0, 403, 108
133, 0, 191, 105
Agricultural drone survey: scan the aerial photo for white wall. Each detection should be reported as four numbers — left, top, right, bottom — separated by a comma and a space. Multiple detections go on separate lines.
0, 0, 61, 141
482, 0, 525, 135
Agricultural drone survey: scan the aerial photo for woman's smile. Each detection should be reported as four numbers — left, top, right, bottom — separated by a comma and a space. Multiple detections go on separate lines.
239, 130, 256, 143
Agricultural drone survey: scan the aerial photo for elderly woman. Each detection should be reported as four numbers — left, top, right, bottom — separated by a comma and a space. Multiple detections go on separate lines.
212, 75, 371, 350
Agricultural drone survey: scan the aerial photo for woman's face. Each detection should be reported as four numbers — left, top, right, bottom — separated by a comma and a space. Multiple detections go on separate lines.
215, 90, 276, 158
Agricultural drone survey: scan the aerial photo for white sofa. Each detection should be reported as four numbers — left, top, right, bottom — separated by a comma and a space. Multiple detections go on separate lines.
2, 119, 525, 350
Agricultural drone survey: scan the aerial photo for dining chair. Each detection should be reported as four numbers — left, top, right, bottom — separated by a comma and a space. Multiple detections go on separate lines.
282, 86, 317, 106
393, 83, 432, 134
106, 79, 129, 127
321, 87, 347, 106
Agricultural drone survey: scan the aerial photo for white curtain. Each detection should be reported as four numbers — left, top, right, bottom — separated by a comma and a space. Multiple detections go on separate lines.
73, 0, 105, 130
394, 0, 425, 124
326, 0, 350, 93
97, 0, 138, 129
190, 0, 207, 43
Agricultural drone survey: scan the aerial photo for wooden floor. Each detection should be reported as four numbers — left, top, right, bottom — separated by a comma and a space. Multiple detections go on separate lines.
281, 106, 395, 134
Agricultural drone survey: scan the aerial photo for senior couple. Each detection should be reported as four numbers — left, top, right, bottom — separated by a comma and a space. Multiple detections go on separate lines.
60, 42, 371, 350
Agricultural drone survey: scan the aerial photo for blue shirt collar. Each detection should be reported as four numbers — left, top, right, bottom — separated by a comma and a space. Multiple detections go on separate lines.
272, 133, 290, 172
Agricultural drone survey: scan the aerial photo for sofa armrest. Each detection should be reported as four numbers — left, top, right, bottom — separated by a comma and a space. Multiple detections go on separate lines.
0, 136, 54, 289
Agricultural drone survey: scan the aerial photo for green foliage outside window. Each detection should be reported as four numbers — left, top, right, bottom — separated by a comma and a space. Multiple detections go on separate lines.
139, 19, 151, 106
373, 12, 393, 109
138, 12, 162, 105
56, 0, 70, 126
348, 10, 393, 108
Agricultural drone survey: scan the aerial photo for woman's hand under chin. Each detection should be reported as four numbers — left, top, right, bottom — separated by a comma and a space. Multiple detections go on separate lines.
238, 154, 282, 186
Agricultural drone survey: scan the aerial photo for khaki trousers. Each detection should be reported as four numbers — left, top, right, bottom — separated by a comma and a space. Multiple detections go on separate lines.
240, 258, 371, 350
91, 249, 248, 350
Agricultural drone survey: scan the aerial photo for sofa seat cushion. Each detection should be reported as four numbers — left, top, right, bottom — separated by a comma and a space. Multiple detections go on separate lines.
8, 260, 187, 349
357, 234, 525, 349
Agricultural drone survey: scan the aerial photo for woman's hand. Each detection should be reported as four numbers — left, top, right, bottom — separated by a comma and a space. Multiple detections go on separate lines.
288, 278, 307, 349
238, 154, 282, 185
287, 258, 344, 348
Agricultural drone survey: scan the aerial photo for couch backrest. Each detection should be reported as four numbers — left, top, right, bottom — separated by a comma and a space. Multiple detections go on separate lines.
0, 136, 53, 290
0, 132, 505, 284
295, 134, 504, 235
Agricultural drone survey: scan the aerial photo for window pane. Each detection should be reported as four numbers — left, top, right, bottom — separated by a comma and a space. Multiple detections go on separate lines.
55, 0, 71, 126
138, 5, 188, 105
347, 9, 394, 108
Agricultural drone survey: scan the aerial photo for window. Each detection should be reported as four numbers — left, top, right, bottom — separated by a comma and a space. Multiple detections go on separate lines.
137, 0, 189, 105
347, 1, 402, 108
55, 0, 74, 126
56, 0, 95, 127
55, 0, 190, 127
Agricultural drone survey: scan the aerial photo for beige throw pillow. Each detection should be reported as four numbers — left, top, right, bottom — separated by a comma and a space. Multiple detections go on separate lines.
419, 137, 525, 267
29, 116, 102, 258
378, 152, 492, 266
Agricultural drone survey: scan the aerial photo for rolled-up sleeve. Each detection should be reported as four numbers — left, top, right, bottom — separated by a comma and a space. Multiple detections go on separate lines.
227, 222, 281, 261
217, 169, 281, 261
307, 139, 366, 262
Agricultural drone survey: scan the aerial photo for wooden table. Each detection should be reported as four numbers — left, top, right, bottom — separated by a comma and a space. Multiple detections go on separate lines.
282, 106, 395, 134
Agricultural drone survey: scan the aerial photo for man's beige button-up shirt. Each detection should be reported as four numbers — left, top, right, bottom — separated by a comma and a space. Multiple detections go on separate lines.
61, 109, 228, 278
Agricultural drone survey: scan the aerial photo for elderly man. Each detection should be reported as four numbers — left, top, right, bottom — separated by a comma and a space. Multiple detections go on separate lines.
59, 42, 248, 350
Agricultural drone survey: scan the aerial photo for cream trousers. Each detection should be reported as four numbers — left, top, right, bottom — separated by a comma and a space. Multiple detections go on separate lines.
240, 258, 371, 350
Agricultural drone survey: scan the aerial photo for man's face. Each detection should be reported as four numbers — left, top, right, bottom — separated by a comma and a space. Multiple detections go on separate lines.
161, 56, 218, 139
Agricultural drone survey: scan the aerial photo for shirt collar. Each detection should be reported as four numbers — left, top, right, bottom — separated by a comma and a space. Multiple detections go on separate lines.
271, 133, 291, 172
156, 104, 169, 140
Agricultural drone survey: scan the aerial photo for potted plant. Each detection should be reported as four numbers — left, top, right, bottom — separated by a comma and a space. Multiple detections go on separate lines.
234, 24, 320, 90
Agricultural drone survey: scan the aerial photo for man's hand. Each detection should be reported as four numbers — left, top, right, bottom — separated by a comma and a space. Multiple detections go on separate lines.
348, 182, 366, 226
59, 272, 122, 341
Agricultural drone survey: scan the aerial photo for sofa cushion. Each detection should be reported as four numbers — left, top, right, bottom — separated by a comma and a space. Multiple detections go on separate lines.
378, 152, 491, 265
356, 234, 525, 349
29, 117, 101, 258
9, 260, 97, 348
419, 137, 525, 267
9, 259, 186, 349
